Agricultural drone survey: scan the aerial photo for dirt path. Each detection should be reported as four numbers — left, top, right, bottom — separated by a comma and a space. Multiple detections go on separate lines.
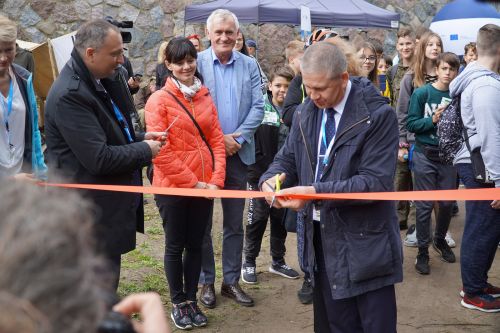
123, 199, 499, 332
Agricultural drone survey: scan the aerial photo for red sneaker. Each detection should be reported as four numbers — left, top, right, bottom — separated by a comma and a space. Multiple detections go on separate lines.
460, 284, 500, 298
461, 293, 500, 313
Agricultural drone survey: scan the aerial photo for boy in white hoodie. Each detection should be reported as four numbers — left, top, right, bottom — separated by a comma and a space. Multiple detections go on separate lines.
449, 24, 500, 313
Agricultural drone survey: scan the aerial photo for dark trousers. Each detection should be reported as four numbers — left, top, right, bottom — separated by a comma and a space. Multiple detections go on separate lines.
395, 160, 413, 226
413, 151, 457, 248
200, 154, 247, 284
313, 223, 397, 333
107, 253, 122, 291
457, 163, 500, 295
244, 181, 287, 265
156, 195, 213, 304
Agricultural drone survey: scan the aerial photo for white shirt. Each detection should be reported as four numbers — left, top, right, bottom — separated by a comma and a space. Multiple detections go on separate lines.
0, 67, 26, 177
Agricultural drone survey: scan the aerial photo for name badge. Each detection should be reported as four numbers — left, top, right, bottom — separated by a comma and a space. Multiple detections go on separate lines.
313, 208, 321, 221
262, 110, 280, 126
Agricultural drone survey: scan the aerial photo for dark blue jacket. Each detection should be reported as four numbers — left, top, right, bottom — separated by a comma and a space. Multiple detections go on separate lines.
260, 77, 403, 299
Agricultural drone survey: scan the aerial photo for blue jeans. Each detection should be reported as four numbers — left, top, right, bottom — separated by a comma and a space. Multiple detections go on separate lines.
456, 163, 500, 295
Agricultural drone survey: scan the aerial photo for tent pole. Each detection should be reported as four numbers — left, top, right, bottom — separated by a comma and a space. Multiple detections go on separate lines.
257, 23, 260, 60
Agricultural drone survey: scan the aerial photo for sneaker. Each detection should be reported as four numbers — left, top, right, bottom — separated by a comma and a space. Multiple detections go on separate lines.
171, 303, 193, 330
297, 278, 313, 304
241, 263, 257, 284
461, 293, 500, 313
415, 248, 430, 275
187, 301, 208, 327
445, 232, 456, 248
404, 224, 417, 247
432, 238, 456, 263
269, 262, 300, 279
460, 284, 500, 298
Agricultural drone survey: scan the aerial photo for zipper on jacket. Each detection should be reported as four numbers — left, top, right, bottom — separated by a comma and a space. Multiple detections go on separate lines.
298, 109, 316, 183
191, 101, 206, 182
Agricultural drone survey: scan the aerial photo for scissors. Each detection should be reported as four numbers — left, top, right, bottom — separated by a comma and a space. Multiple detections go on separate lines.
269, 174, 281, 208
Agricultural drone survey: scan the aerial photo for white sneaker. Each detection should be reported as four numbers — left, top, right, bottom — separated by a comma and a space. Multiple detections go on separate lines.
445, 232, 456, 248
404, 224, 417, 247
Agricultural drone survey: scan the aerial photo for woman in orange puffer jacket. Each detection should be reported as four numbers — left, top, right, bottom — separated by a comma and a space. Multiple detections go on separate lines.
145, 37, 225, 330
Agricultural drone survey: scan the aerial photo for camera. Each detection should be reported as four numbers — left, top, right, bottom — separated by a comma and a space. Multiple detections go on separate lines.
105, 16, 133, 43
97, 311, 136, 333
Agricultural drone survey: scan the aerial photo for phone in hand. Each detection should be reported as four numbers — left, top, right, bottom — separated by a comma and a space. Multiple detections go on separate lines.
133, 73, 143, 82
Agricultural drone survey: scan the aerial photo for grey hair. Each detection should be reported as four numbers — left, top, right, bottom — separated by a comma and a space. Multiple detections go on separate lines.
206, 9, 240, 32
0, 15, 17, 43
0, 181, 111, 333
301, 42, 347, 79
74, 19, 120, 55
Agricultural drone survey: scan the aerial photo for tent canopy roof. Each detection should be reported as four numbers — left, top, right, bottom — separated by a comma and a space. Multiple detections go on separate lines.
185, 0, 400, 29
432, 0, 500, 22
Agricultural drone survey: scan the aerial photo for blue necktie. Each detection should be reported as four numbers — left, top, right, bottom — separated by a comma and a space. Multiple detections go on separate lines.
316, 108, 336, 182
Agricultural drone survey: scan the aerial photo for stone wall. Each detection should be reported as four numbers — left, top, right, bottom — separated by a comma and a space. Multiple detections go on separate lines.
1, 0, 495, 77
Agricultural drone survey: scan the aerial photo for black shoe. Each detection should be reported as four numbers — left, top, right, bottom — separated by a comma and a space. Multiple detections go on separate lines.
171, 303, 193, 330
415, 248, 430, 275
187, 301, 208, 327
199, 284, 216, 309
297, 278, 313, 304
221, 282, 254, 307
433, 237, 456, 263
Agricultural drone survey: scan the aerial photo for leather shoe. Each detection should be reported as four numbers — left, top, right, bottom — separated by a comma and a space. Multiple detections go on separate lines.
199, 284, 216, 309
221, 282, 254, 307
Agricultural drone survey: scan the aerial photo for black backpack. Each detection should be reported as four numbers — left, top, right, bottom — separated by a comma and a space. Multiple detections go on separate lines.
437, 94, 463, 165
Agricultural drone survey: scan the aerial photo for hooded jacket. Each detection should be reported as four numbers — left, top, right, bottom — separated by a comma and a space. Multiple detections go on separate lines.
9, 64, 47, 178
261, 77, 402, 299
449, 62, 500, 187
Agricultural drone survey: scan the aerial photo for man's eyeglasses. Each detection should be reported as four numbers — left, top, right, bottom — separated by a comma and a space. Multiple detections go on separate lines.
360, 56, 377, 63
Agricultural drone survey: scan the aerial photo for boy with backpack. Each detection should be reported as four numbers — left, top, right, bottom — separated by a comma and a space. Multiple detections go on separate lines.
242, 66, 300, 284
407, 52, 460, 275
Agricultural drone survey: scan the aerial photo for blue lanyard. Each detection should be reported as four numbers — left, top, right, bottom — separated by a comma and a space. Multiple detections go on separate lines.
110, 99, 133, 143
1, 79, 14, 150
2, 79, 14, 132
319, 110, 335, 166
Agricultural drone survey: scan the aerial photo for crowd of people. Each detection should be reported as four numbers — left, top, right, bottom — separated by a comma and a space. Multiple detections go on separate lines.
0, 6, 499, 333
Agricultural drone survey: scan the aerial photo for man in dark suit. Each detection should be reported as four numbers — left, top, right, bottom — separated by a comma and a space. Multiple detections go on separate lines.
197, 9, 264, 308
261, 42, 403, 332
44, 19, 165, 289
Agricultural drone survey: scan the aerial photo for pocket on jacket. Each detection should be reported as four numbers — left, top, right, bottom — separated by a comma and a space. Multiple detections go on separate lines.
345, 230, 394, 283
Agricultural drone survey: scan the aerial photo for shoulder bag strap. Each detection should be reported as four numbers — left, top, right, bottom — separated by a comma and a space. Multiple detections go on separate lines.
165, 89, 215, 171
